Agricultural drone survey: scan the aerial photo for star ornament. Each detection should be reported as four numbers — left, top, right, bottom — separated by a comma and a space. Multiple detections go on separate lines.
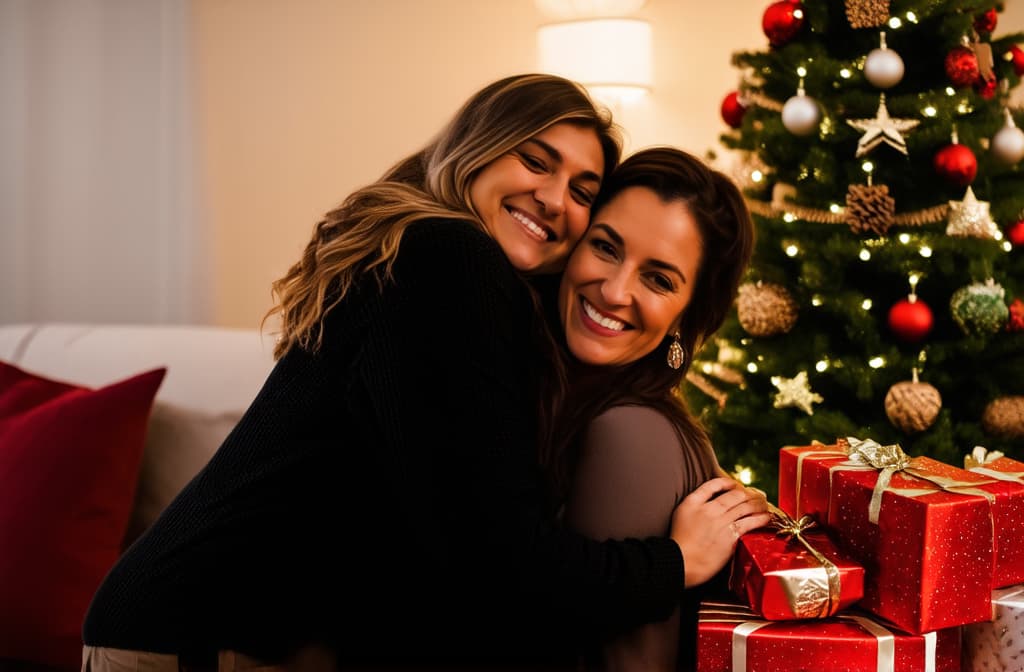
771, 370, 824, 416
946, 186, 1000, 239
847, 94, 920, 157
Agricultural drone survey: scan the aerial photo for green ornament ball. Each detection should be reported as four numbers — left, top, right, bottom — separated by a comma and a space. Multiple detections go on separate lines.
950, 280, 1009, 336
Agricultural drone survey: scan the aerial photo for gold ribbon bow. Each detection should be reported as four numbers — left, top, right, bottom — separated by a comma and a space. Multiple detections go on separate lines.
965, 446, 1005, 470
843, 437, 997, 524
766, 504, 842, 618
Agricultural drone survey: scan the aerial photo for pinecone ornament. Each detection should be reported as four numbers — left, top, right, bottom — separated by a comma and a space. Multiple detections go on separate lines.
737, 282, 798, 337
885, 373, 942, 434
846, 184, 896, 236
982, 396, 1024, 439
845, 0, 890, 28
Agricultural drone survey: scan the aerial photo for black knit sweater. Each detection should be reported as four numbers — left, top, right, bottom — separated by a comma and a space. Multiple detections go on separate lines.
83, 219, 684, 667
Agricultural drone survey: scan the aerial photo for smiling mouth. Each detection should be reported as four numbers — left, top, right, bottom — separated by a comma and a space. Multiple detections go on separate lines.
581, 297, 630, 332
508, 208, 555, 242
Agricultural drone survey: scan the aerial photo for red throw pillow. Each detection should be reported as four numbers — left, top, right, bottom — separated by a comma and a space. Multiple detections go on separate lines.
0, 361, 165, 671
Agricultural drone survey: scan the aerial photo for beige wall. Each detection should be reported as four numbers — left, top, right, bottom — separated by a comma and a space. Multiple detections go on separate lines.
193, 0, 1024, 328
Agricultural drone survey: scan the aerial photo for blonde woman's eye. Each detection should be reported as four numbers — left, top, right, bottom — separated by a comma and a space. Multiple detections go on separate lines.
518, 152, 547, 172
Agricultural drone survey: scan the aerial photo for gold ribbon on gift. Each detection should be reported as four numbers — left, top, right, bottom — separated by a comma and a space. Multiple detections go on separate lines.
765, 504, 842, 618
697, 601, 924, 672
965, 445, 1024, 485
836, 437, 998, 524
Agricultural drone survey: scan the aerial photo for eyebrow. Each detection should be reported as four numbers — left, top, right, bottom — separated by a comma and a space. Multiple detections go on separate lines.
591, 222, 688, 284
525, 138, 603, 184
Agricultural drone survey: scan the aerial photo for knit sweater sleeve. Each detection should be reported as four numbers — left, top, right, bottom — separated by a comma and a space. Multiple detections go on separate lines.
342, 219, 684, 634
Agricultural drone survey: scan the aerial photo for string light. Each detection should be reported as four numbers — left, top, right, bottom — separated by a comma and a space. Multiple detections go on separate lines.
783, 212, 797, 223
869, 356, 886, 368
751, 170, 764, 183
859, 249, 872, 261
923, 106, 937, 117
888, 17, 903, 29
785, 244, 799, 257
746, 362, 758, 373
732, 465, 754, 485
1004, 241, 1013, 252
862, 160, 874, 174
811, 294, 823, 306
905, 11, 918, 23
945, 87, 956, 96
898, 233, 911, 244
862, 299, 873, 310
829, 203, 841, 213
919, 245, 933, 258
839, 68, 852, 79
815, 360, 829, 372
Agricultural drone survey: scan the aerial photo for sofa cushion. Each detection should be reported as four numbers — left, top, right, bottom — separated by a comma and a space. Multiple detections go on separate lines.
0, 361, 165, 671
123, 401, 241, 546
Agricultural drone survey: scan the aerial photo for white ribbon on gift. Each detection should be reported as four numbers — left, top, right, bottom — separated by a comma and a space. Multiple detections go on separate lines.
965, 446, 1024, 485
699, 602, 938, 672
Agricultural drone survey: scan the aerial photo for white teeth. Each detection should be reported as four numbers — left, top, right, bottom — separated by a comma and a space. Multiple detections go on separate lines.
510, 210, 550, 241
582, 298, 625, 331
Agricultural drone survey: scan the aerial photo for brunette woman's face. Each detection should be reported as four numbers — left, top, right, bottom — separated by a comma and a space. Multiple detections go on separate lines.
558, 186, 704, 367
469, 122, 605, 275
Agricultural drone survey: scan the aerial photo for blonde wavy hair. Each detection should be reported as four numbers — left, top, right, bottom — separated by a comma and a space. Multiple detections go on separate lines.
265, 73, 621, 359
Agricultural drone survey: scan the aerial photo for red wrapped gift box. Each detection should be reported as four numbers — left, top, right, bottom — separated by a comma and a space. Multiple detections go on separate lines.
778, 438, 1024, 634
729, 507, 864, 620
697, 599, 961, 672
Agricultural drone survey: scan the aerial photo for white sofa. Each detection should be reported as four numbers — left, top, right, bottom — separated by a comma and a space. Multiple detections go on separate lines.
0, 322, 277, 540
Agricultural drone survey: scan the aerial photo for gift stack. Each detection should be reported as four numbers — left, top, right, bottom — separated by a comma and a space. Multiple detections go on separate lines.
697, 438, 1024, 672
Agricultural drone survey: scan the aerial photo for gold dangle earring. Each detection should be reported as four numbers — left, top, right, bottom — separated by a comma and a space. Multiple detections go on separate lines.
667, 330, 684, 370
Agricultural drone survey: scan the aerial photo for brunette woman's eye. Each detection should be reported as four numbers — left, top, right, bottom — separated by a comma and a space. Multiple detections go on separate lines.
648, 273, 675, 292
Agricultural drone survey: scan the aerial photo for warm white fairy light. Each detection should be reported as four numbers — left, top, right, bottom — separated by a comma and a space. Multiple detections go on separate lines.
898, 233, 911, 244
1004, 241, 1014, 252
945, 87, 956, 96
888, 17, 902, 29
733, 465, 754, 485
785, 244, 799, 257
816, 360, 829, 372
811, 295, 823, 306
919, 245, 933, 258
751, 170, 764, 182
862, 160, 874, 174
923, 106, 937, 117
869, 356, 886, 368
829, 203, 842, 213
796, 66, 807, 77
908, 273, 920, 288
859, 249, 871, 261
747, 362, 758, 373
701, 362, 713, 374
783, 212, 797, 223
840, 68, 852, 79
957, 101, 971, 114
862, 299, 873, 310
906, 11, 918, 23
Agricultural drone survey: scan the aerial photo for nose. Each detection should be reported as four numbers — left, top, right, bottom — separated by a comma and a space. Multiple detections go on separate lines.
600, 268, 633, 307
534, 176, 566, 217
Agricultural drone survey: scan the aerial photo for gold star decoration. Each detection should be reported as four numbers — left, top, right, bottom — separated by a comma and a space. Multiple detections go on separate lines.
771, 370, 824, 415
846, 94, 920, 157
946, 186, 999, 239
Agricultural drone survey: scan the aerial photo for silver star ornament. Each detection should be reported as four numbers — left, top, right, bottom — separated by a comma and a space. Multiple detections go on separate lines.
847, 94, 920, 157
946, 186, 999, 239
771, 370, 824, 416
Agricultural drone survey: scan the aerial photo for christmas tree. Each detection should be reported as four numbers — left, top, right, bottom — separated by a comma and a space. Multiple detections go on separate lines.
689, 0, 1024, 501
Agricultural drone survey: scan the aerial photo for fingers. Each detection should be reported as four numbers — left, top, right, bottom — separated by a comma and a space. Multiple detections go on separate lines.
733, 512, 773, 537
682, 476, 740, 506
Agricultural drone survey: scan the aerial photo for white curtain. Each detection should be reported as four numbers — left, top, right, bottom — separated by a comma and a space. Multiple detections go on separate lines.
0, 0, 209, 325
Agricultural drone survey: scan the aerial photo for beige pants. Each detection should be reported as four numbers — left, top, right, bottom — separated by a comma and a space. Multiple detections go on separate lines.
82, 645, 336, 672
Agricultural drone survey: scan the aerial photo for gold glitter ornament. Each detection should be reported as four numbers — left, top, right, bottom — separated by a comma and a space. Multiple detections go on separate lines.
846, 94, 920, 157
950, 279, 1009, 336
771, 370, 823, 415
946, 186, 1000, 239
737, 281, 798, 337
884, 369, 941, 433
845, 183, 895, 235
844, 0, 890, 28
982, 396, 1024, 439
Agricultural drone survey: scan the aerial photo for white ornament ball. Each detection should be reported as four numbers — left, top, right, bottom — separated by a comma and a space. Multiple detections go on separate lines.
992, 124, 1024, 164
864, 47, 905, 89
782, 93, 821, 136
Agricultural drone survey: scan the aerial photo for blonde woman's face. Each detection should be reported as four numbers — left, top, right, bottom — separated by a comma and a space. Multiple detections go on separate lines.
469, 122, 604, 275
558, 186, 704, 367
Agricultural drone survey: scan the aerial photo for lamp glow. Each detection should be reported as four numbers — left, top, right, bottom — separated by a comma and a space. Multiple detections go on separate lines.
538, 18, 652, 105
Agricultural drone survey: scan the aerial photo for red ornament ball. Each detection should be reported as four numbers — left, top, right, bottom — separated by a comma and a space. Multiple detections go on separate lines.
1006, 220, 1024, 247
975, 75, 998, 100
945, 45, 980, 88
721, 91, 747, 129
1008, 45, 1024, 77
762, 1, 804, 48
888, 297, 934, 343
1008, 298, 1024, 332
933, 143, 978, 187
974, 8, 998, 34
